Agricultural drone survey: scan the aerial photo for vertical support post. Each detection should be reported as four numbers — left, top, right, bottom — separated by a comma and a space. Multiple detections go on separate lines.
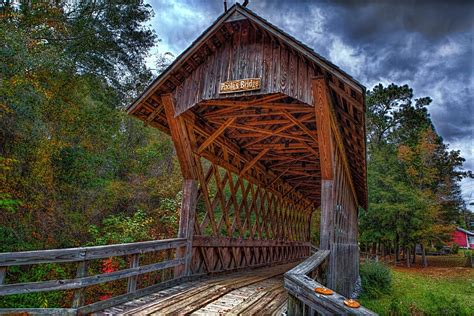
313, 76, 361, 296
162, 94, 199, 278
72, 261, 88, 308
0, 267, 6, 284
127, 254, 140, 293
313, 77, 336, 288
287, 294, 304, 316
175, 180, 198, 277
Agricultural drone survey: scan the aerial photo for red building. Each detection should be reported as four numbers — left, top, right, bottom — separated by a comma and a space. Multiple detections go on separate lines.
452, 227, 474, 249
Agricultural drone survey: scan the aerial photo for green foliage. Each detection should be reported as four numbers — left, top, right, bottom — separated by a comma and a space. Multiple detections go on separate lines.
88, 210, 154, 245
463, 249, 474, 267
451, 243, 460, 254
160, 191, 183, 213
359, 261, 392, 299
0, 1, 180, 253
0, 3, 181, 307
424, 293, 466, 315
361, 268, 473, 315
0, 264, 68, 308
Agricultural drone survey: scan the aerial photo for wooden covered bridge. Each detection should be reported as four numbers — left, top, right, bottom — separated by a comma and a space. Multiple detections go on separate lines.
0, 4, 373, 315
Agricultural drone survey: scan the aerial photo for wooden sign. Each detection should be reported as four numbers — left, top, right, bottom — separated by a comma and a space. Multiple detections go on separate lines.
219, 78, 261, 94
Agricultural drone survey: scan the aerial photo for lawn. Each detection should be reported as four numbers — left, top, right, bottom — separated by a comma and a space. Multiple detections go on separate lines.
360, 256, 474, 315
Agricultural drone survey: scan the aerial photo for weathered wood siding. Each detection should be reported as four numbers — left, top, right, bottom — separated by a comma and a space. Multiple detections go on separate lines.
173, 20, 321, 115
330, 134, 359, 296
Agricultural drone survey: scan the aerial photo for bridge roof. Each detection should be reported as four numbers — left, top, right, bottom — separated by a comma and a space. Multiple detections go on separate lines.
127, 4, 368, 209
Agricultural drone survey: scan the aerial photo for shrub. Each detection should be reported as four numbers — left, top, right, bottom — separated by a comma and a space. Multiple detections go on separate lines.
464, 250, 474, 268
359, 261, 392, 299
451, 243, 459, 254
88, 210, 154, 245
425, 293, 466, 315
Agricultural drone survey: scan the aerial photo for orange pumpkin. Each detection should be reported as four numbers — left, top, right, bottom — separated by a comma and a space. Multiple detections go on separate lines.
314, 287, 334, 295
344, 299, 361, 308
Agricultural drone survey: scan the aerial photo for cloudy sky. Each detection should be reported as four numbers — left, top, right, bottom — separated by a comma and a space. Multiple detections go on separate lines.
146, 0, 474, 210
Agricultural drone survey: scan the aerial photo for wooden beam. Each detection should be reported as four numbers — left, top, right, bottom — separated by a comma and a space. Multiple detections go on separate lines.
191, 113, 314, 207
312, 77, 336, 262
248, 93, 285, 105
240, 148, 270, 176
313, 79, 334, 180
312, 77, 358, 204
162, 94, 197, 179
241, 112, 314, 148
231, 123, 311, 143
282, 110, 319, 144
197, 117, 236, 154
145, 102, 164, 126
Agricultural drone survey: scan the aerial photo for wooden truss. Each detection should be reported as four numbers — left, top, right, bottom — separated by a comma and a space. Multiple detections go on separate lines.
128, 7, 366, 297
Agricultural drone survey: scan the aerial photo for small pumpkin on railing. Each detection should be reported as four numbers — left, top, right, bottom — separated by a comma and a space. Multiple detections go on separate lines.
343, 299, 361, 308
314, 287, 334, 295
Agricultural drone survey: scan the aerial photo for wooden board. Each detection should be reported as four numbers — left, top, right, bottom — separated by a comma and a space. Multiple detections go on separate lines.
95, 262, 298, 316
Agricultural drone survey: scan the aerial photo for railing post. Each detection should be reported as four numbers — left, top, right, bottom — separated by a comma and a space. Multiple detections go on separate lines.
71, 260, 88, 308
287, 293, 304, 316
127, 254, 140, 293
0, 266, 6, 284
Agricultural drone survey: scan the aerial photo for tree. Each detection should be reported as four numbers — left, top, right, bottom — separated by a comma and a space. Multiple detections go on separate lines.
361, 83, 471, 267
0, 1, 184, 307
0, 1, 181, 251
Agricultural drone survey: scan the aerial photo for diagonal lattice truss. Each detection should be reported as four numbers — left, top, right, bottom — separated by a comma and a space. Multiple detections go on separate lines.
192, 153, 312, 240
190, 156, 312, 273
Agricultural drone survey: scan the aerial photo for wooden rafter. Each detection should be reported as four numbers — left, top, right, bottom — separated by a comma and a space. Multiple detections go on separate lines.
145, 103, 164, 126
282, 110, 319, 143
197, 117, 236, 153
240, 148, 270, 176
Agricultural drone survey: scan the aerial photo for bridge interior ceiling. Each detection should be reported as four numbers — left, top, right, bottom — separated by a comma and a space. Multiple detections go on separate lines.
144, 93, 319, 205
193, 94, 321, 203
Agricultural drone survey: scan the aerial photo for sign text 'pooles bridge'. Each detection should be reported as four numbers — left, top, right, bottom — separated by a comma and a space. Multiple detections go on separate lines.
219, 78, 261, 94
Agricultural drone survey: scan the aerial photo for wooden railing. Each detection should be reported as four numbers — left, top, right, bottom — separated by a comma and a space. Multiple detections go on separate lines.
191, 237, 311, 274
0, 238, 188, 314
284, 250, 376, 315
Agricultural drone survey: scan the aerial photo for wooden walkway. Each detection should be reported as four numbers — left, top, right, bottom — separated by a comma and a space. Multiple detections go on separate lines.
95, 263, 297, 315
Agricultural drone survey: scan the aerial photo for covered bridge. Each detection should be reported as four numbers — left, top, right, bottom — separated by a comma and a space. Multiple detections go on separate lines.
0, 4, 371, 315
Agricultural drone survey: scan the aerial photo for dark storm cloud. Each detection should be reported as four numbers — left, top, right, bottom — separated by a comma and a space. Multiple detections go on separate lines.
147, 0, 473, 204
247, 0, 473, 140
330, 0, 472, 40
256, 0, 473, 41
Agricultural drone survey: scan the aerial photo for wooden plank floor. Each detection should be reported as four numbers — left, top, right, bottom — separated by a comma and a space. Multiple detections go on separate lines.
96, 262, 297, 315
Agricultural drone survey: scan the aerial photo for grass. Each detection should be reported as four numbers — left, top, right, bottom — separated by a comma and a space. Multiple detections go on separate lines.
360, 256, 474, 315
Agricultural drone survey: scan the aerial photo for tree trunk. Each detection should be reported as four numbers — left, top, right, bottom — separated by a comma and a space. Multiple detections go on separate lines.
376, 242, 379, 262
412, 245, 416, 264
421, 244, 428, 268
395, 235, 400, 262
406, 247, 411, 268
